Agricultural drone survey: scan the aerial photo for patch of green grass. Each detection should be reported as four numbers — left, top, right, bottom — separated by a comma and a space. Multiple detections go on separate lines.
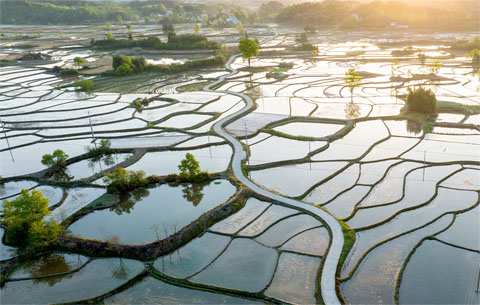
338, 220, 356, 269
274, 68, 288, 73
437, 100, 480, 113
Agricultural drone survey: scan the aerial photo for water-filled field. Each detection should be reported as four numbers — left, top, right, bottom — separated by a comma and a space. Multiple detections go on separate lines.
1, 23, 479, 304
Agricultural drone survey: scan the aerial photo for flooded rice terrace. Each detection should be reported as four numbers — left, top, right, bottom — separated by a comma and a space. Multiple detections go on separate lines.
0, 23, 479, 304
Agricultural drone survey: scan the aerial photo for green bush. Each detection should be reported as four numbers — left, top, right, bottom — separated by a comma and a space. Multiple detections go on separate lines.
0, 189, 62, 248
73, 79, 94, 92
41, 149, 69, 168
406, 87, 437, 114
87, 139, 112, 156
278, 62, 294, 69
103, 168, 148, 193
115, 63, 132, 76
73, 57, 85, 65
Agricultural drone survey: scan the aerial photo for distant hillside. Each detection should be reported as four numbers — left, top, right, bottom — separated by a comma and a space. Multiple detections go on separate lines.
274, 0, 479, 31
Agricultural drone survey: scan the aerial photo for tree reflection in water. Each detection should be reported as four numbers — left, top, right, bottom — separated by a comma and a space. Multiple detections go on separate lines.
24, 253, 82, 286
111, 188, 150, 215
111, 258, 130, 280
406, 120, 422, 135
345, 102, 361, 119
181, 181, 210, 207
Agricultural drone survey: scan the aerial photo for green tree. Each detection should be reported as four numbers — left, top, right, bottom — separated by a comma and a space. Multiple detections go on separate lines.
239, 38, 259, 67
418, 53, 427, 66
466, 49, 480, 66
106, 22, 112, 30
126, 24, 132, 32
237, 22, 246, 38
405, 87, 437, 114
162, 23, 174, 34
118, 15, 123, 25
41, 149, 69, 168
429, 59, 441, 74
145, 16, 151, 25
194, 24, 200, 35
107, 32, 114, 40
73, 57, 85, 65
391, 59, 398, 76
344, 68, 362, 102
1, 190, 62, 248
178, 153, 201, 179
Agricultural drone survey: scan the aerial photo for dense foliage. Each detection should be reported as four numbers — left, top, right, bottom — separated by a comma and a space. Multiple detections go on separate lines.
258, 1, 284, 21
0, 0, 248, 25
41, 149, 69, 168
239, 38, 259, 67
92, 34, 218, 51
275, 1, 478, 30
111, 54, 225, 77
0, 0, 137, 24
1, 190, 62, 248
405, 87, 437, 114
103, 168, 148, 193
178, 153, 209, 181
73, 79, 94, 92
276, 1, 349, 26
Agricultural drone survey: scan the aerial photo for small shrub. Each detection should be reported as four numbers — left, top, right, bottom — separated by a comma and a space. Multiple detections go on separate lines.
405, 87, 437, 114
103, 168, 148, 193
278, 62, 294, 69
73, 57, 85, 65
41, 149, 69, 168
115, 63, 132, 76
87, 139, 112, 156
73, 79, 94, 92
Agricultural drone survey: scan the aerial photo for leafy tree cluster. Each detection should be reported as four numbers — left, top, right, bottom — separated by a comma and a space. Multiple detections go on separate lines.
350, 1, 478, 30
112, 55, 148, 76
405, 87, 437, 114
41, 149, 69, 168
162, 23, 175, 34
276, 1, 349, 26
92, 34, 218, 51
258, 1, 284, 21
1, 190, 63, 248
103, 168, 148, 194
450, 37, 480, 51
466, 49, 480, 67
111, 54, 225, 77
1, 0, 248, 26
1, 0, 136, 25
274, 1, 478, 31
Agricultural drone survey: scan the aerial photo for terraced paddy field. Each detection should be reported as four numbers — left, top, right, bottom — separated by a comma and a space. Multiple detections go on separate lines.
1, 24, 479, 304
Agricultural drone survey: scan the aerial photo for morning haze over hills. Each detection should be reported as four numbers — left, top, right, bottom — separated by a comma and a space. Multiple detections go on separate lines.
0, 0, 479, 304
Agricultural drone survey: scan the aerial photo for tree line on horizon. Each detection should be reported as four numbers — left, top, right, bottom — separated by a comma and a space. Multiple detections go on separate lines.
1, 0, 478, 32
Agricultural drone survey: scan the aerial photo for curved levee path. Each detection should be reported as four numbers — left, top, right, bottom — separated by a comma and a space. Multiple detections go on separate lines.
204, 34, 343, 305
